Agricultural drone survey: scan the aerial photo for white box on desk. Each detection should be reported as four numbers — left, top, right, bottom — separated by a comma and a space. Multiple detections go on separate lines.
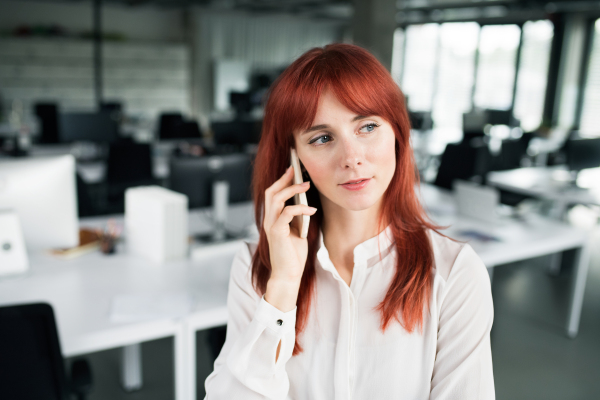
125, 186, 188, 263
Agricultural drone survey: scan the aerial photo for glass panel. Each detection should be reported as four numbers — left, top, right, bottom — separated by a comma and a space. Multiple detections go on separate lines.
580, 19, 600, 138
513, 20, 554, 132
474, 24, 521, 110
432, 22, 479, 134
402, 24, 439, 111
391, 28, 405, 87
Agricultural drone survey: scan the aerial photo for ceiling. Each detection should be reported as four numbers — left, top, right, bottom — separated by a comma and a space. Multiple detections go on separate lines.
4, 0, 600, 21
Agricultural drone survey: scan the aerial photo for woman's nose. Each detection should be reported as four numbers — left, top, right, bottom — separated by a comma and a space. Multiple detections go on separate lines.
339, 137, 363, 169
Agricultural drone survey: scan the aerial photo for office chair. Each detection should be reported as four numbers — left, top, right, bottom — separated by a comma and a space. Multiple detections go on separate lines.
106, 141, 155, 213
434, 142, 492, 191
0, 303, 92, 400
34, 103, 60, 144
489, 134, 534, 206
76, 172, 96, 218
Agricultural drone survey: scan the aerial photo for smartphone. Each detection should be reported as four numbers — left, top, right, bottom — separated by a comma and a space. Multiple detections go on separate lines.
290, 148, 310, 239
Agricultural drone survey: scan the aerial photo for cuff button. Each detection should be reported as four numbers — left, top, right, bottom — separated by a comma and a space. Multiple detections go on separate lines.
276, 319, 283, 326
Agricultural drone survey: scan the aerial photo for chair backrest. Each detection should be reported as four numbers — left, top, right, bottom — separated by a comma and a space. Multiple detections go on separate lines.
434, 142, 491, 190
0, 303, 69, 400
106, 142, 153, 183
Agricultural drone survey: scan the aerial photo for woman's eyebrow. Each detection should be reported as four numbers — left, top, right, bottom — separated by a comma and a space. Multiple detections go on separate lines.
302, 115, 369, 136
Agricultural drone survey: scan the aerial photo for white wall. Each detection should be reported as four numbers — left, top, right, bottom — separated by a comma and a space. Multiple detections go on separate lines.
0, 0, 185, 42
190, 9, 344, 126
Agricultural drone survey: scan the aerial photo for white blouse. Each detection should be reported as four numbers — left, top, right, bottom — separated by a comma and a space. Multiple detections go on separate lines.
204, 225, 495, 399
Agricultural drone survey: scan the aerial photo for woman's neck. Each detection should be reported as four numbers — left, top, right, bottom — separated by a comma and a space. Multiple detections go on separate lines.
320, 195, 386, 273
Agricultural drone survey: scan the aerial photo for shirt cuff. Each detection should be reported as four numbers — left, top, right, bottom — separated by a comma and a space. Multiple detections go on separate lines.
254, 294, 297, 335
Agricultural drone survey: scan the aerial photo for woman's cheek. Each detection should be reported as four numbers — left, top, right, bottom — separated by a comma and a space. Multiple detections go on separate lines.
304, 158, 331, 191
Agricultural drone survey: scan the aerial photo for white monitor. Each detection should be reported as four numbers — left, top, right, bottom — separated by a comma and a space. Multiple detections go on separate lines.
454, 179, 499, 225
0, 155, 79, 251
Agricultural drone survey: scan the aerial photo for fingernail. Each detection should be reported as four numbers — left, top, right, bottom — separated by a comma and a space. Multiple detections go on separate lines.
302, 181, 310, 186
309, 207, 317, 212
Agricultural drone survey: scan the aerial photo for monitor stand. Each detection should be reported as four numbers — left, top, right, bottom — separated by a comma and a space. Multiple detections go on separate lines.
193, 180, 240, 244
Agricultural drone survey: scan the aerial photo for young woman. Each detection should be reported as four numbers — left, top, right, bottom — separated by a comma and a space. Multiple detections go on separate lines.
204, 43, 494, 399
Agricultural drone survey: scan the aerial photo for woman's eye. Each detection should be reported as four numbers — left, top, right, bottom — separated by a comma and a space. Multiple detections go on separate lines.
309, 135, 332, 145
359, 123, 379, 133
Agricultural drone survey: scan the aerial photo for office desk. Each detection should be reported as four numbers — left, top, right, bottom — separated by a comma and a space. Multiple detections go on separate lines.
0, 202, 255, 400
487, 166, 600, 217
0, 190, 591, 400
0, 242, 240, 400
419, 183, 591, 339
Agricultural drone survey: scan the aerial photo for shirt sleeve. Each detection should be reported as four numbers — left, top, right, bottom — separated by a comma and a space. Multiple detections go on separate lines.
204, 241, 297, 400
430, 244, 495, 400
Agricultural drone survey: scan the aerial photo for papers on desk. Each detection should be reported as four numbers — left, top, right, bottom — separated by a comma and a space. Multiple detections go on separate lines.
109, 293, 193, 323
455, 229, 501, 243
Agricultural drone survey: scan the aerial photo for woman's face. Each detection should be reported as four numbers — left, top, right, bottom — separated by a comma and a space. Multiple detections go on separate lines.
293, 89, 397, 213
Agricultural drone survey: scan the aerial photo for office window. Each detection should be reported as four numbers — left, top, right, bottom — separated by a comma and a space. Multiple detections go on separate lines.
513, 20, 554, 132
474, 24, 521, 110
402, 24, 439, 111
579, 19, 600, 138
391, 28, 405, 87
432, 22, 479, 133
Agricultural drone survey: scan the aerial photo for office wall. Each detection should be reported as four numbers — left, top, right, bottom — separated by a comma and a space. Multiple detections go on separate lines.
0, 39, 190, 120
190, 10, 344, 127
0, 0, 185, 42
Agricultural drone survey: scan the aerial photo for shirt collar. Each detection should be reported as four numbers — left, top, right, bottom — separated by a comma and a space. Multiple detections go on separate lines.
315, 223, 395, 269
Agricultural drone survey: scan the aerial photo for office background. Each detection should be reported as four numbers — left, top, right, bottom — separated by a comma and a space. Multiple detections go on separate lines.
0, 0, 600, 399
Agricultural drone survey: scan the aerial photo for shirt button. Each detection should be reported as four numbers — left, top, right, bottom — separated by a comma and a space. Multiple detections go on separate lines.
277, 319, 283, 326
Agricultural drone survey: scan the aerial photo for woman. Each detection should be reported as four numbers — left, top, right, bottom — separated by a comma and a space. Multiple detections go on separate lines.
204, 43, 494, 399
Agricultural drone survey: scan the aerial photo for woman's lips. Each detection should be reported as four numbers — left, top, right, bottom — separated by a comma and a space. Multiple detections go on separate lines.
340, 178, 371, 191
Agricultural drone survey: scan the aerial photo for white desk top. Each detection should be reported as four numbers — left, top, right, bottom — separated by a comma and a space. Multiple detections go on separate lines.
419, 184, 589, 267
0, 186, 589, 357
487, 166, 600, 206
0, 243, 240, 357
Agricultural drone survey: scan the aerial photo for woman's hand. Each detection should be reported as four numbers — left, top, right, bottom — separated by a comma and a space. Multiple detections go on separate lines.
263, 165, 317, 311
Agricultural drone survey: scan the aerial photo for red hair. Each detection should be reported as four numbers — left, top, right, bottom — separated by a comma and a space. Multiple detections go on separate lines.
251, 43, 440, 356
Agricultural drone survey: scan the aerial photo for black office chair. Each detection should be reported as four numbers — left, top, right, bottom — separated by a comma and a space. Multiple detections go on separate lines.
0, 303, 92, 400
106, 141, 156, 213
489, 134, 534, 206
433, 142, 492, 190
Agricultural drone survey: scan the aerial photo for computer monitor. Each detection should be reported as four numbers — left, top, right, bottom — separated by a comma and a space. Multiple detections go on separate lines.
168, 153, 253, 209
409, 111, 432, 130
211, 120, 260, 148
486, 109, 513, 126
566, 137, 600, 172
0, 155, 79, 251
59, 111, 119, 143
158, 113, 202, 141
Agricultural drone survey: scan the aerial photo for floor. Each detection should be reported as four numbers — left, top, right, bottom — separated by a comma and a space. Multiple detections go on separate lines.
70, 228, 600, 400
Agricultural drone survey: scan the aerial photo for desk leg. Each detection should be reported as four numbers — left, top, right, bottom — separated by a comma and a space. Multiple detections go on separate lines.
184, 323, 197, 400
174, 323, 197, 400
567, 244, 591, 338
487, 267, 494, 284
121, 343, 142, 391
548, 252, 563, 276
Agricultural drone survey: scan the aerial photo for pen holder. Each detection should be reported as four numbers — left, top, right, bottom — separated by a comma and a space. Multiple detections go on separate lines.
99, 234, 117, 255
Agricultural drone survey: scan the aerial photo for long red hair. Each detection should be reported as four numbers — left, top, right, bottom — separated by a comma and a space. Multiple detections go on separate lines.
251, 43, 439, 356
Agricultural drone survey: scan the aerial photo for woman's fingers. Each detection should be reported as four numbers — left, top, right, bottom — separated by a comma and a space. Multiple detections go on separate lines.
264, 166, 308, 229
270, 205, 317, 236
265, 181, 310, 230
265, 166, 294, 203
